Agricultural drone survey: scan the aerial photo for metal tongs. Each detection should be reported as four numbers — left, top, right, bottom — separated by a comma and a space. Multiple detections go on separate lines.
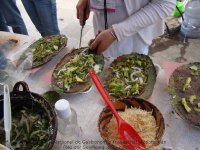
3, 84, 13, 150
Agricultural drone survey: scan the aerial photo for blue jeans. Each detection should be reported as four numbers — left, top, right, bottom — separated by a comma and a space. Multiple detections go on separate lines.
0, 0, 28, 35
22, 0, 60, 37
0, 11, 9, 32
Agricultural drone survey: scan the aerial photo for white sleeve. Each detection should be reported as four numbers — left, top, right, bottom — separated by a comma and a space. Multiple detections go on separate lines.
112, 0, 176, 41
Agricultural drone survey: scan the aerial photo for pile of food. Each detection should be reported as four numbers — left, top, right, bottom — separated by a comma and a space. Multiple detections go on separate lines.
52, 47, 104, 94
104, 53, 156, 99
18, 35, 67, 68
168, 62, 200, 126
0, 107, 50, 150
105, 108, 157, 149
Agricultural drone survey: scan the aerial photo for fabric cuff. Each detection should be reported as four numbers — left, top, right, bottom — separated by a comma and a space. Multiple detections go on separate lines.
112, 23, 137, 41
112, 24, 123, 41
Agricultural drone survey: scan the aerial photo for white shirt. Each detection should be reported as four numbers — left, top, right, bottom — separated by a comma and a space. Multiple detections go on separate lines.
91, 0, 176, 58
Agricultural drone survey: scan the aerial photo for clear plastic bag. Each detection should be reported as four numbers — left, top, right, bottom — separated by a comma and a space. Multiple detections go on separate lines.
0, 47, 33, 94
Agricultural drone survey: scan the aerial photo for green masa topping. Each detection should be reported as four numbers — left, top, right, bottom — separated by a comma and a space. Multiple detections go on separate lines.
189, 95, 196, 104
53, 49, 103, 91
32, 36, 67, 62
107, 55, 149, 98
194, 103, 200, 112
183, 77, 191, 92
190, 65, 199, 76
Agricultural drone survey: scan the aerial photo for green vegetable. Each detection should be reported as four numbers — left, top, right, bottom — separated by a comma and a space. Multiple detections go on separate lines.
183, 77, 191, 92
32, 36, 67, 62
176, 76, 183, 81
189, 65, 198, 71
75, 76, 84, 82
181, 98, 191, 113
190, 65, 199, 76
191, 70, 199, 76
54, 49, 103, 91
189, 95, 196, 104
42, 91, 60, 105
20, 35, 67, 64
0, 107, 50, 149
194, 103, 200, 112
198, 103, 200, 108
107, 55, 149, 98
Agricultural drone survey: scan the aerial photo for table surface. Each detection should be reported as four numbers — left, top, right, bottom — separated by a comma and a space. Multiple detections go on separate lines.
1, 32, 200, 150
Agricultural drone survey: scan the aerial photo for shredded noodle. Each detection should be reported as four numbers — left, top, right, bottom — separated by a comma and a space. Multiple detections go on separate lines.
105, 108, 158, 149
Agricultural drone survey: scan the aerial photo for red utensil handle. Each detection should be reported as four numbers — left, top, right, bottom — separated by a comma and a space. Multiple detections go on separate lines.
88, 68, 120, 119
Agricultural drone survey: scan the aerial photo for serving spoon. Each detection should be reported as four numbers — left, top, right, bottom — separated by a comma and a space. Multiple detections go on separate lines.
3, 84, 14, 150
88, 68, 146, 150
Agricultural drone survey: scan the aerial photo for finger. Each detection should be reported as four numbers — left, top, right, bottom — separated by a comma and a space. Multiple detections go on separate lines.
95, 30, 102, 38
90, 37, 100, 50
86, 4, 90, 19
96, 42, 104, 55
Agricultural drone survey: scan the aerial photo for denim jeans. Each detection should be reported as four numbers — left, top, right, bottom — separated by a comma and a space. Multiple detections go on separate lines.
0, 0, 28, 35
22, 0, 60, 37
0, 11, 9, 32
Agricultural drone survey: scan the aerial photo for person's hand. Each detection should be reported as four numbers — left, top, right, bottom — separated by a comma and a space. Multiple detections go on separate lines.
90, 28, 117, 54
76, 0, 90, 26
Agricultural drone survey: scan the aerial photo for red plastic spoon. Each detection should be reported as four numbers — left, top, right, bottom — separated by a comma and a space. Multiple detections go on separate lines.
88, 68, 146, 150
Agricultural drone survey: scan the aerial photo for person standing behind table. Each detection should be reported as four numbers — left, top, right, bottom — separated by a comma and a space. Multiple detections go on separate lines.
0, 0, 28, 35
76, 0, 176, 58
21, 0, 60, 37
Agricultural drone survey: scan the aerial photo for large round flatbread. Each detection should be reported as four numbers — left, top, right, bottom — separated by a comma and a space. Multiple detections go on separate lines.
17, 35, 67, 69
52, 48, 104, 95
104, 53, 156, 100
168, 62, 200, 126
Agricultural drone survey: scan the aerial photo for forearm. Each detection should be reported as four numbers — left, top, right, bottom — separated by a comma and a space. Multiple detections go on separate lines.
112, 0, 176, 41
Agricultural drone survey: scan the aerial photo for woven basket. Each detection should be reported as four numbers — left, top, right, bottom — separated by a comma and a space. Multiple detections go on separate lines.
99, 98, 165, 150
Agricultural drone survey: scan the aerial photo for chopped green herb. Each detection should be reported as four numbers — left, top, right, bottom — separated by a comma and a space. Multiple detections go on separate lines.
53, 49, 103, 91
21, 35, 67, 64
107, 55, 149, 98
32, 36, 67, 62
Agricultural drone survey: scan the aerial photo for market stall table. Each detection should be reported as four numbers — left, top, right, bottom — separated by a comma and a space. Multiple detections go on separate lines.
1, 31, 200, 150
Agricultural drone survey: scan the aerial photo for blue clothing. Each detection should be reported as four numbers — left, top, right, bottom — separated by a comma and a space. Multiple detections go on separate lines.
0, 49, 7, 70
0, 12, 9, 32
0, 0, 28, 35
22, 0, 60, 37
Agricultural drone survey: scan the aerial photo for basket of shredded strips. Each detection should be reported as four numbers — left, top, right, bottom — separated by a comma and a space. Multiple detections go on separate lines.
99, 98, 165, 150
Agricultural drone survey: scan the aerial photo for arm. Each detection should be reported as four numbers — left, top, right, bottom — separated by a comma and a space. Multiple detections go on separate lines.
112, 0, 176, 41
91, 0, 176, 54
